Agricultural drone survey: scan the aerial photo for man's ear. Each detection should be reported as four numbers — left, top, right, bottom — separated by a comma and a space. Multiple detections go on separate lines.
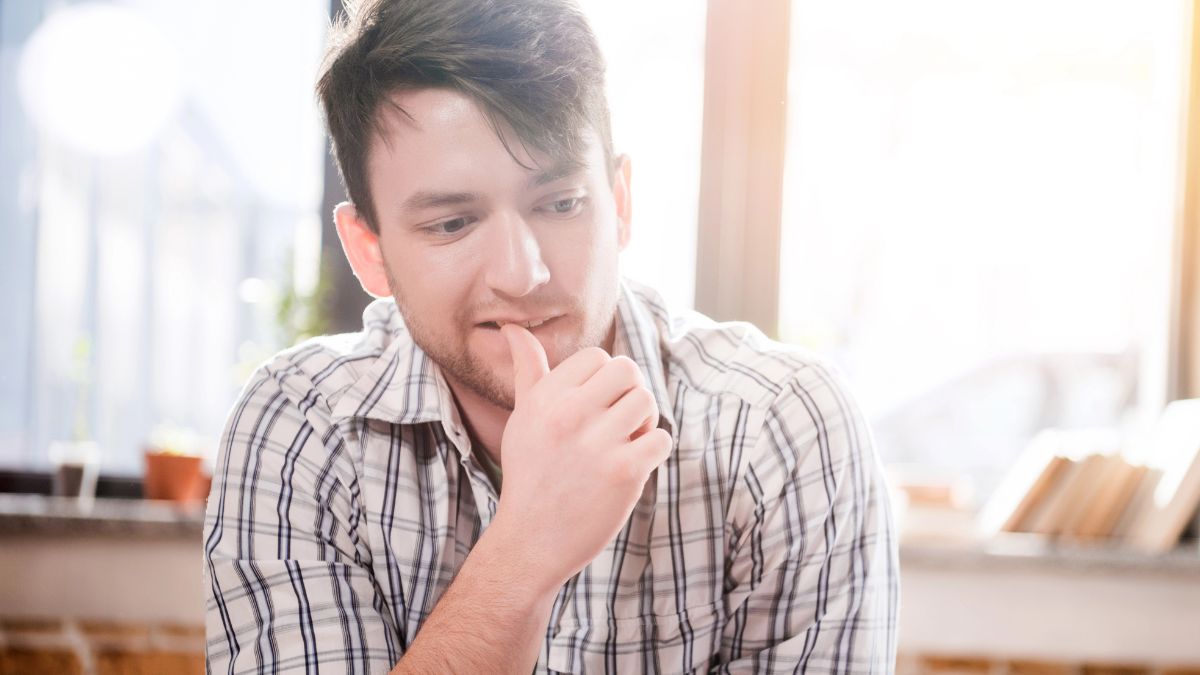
333, 202, 392, 298
612, 154, 632, 251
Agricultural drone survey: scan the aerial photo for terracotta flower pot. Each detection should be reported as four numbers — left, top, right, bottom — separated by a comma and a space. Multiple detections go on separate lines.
143, 449, 204, 502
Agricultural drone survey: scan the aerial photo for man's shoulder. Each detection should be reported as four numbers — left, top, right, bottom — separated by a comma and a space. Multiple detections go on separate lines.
631, 283, 874, 507
245, 298, 406, 413
634, 287, 846, 413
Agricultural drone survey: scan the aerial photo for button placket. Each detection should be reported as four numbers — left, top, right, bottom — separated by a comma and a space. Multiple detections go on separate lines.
457, 459, 499, 528
439, 423, 498, 527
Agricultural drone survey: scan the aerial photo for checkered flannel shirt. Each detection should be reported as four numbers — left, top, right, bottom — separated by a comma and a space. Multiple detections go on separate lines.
203, 279, 899, 674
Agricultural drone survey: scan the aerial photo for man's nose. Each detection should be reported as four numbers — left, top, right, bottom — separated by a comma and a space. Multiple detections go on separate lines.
484, 211, 550, 299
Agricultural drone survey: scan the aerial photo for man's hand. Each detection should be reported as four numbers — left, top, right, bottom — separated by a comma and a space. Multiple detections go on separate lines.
492, 324, 673, 594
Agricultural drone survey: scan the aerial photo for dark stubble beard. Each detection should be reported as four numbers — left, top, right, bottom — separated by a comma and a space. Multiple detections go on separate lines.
383, 263, 619, 411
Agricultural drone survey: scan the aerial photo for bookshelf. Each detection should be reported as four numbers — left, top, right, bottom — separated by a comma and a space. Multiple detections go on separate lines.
899, 536, 1200, 665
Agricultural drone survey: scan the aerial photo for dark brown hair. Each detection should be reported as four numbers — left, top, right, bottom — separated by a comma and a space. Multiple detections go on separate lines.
317, 0, 613, 232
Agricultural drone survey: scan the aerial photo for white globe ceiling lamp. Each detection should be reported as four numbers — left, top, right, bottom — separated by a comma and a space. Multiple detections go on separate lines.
18, 2, 183, 157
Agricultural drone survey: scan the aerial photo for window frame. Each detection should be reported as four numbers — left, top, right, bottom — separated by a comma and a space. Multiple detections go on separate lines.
695, 0, 1200, 408
693, 0, 791, 338
1171, 0, 1200, 401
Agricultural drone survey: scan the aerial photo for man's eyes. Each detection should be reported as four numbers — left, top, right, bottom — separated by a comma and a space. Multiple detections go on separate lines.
427, 216, 472, 235
540, 196, 587, 217
420, 196, 587, 237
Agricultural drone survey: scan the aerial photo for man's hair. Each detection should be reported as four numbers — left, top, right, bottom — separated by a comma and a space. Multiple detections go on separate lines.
317, 0, 613, 233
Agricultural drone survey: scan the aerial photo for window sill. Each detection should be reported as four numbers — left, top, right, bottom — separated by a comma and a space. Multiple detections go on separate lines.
900, 532, 1200, 576
0, 494, 203, 539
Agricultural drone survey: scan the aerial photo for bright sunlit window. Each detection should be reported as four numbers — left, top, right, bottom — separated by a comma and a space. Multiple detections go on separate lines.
581, 1, 706, 311
779, 0, 1190, 497
0, 0, 328, 474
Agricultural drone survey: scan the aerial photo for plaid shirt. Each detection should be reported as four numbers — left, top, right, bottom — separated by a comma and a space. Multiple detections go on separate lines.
203, 280, 899, 674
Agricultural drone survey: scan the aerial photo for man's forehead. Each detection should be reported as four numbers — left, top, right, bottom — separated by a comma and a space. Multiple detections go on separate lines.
371, 87, 589, 170
374, 88, 478, 136
360, 87, 600, 205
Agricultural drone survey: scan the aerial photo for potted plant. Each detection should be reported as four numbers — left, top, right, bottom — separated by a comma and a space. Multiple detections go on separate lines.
50, 336, 101, 508
143, 425, 208, 503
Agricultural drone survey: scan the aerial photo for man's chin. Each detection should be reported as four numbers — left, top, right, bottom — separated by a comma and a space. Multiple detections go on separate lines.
421, 313, 612, 411
444, 364, 516, 412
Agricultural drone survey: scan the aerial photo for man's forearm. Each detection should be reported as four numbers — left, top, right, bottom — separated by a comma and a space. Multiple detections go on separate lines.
390, 516, 561, 674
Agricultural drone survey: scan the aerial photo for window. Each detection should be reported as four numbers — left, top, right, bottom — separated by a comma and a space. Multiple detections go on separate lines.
1, 0, 329, 474
7, 0, 1190, 495
1, 0, 707, 476
580, 0, 707, 310
778, 0, 1190, 495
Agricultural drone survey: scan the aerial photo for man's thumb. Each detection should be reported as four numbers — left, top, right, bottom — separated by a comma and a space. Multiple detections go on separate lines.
501, 324, 550, 404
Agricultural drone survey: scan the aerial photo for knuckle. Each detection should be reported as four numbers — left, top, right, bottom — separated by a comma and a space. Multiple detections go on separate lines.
646, 429, 672, 458
548, 414, 570, 435
599, 448, 635, 481
654, 428, 673, 450
633, 386, 655, 410
581, 347, 610, 368
560, 389, 587, 418
546, 401, 579, 437
600, 456, 622, 482
563, 346, 608, 373
526, 383, 549, 408
611, 356, 642, 383
627, 388, 655, 418
611, 456, 642, 484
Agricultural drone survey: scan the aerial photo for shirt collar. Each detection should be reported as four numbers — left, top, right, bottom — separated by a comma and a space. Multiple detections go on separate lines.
329, 299, 461, 428
331, 280, 676, 442
611, 281, 677, 441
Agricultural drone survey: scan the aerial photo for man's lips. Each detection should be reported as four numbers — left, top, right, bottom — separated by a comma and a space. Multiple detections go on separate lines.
477, 315, 561, 330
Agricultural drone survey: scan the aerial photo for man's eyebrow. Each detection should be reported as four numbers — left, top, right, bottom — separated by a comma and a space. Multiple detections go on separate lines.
529, 159, 586, 188
401, 190, 482, 212
399, 160, 585, 213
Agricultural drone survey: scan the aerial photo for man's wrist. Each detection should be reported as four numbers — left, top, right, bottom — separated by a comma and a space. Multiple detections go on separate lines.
475, 512, 566, 604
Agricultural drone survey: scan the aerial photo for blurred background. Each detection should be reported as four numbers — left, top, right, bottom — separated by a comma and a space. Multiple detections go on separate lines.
2, 0, 1199, 673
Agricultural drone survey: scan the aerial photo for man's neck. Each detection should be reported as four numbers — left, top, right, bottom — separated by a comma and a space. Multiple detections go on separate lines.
445, 379, 511, 467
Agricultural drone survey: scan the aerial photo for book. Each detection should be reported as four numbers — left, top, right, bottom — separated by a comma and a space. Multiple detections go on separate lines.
1031, 453, 1108, 537
1068, 456, 1139, 540
1110, 466, 1163, 541
977, 429, 1069, 535
1005, 456, 1072, 533
1125, 399, 1200, 553
1021, 455, 1085, 536
1058, 453, 1121, 537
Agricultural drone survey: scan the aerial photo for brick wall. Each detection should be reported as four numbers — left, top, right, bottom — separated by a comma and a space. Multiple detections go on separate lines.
4, 619, 1199, 674
0, 618, 203, 675
897, 653, 1200, 675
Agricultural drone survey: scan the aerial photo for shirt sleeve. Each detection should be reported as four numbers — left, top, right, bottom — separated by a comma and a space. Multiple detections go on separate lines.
203, 364, 400, 674
716, 363, 900, 674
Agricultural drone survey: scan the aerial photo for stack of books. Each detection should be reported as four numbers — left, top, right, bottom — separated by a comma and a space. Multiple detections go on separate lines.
978, 399, 1200, 554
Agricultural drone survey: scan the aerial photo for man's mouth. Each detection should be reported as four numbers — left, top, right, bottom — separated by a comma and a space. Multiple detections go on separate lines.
478, 316, 557, 330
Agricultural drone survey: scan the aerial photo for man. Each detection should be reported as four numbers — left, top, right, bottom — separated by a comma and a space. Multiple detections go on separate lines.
203, 0, 899, 672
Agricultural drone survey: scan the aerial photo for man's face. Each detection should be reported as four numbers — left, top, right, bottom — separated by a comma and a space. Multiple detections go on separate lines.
355, 88, 630, 410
